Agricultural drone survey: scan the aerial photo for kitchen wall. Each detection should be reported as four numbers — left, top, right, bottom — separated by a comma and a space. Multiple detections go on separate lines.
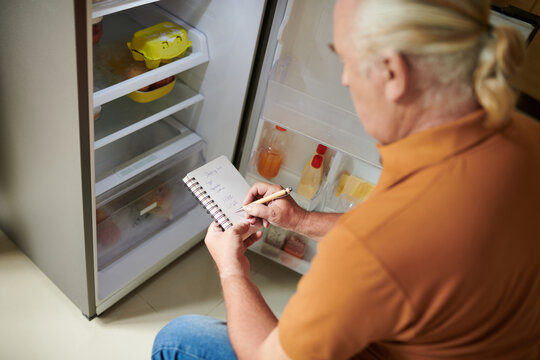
492, 0, 540, 110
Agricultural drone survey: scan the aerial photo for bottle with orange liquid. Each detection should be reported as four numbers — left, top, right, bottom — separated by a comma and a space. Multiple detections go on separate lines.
258, 125, 288, 179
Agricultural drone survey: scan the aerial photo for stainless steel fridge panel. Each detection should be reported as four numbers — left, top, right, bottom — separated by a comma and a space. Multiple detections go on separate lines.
0, 0, 95, 317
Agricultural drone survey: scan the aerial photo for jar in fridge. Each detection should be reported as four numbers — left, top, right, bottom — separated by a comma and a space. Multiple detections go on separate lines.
258, 125, 288, 179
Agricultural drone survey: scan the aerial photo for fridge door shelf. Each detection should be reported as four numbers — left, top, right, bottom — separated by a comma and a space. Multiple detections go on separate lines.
96, 150, 203, 271
245, 149, 382, 274
246, 147, 380, 211
95, 117, 205, 197
244, 124, 340, 212
248, 231, 316, 275
92, 0, 160, 19
93, 4, 209, 107
95, 79, 204, 149
317, 151, 380, 213
262, 80, 381, 166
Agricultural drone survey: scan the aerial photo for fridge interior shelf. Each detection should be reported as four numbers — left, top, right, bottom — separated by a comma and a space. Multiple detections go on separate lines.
93, 4, 208, 107
92, 0, 159, 19
262, 80, 381, 166
95, 117, 205, 197
95, 79, 204, 149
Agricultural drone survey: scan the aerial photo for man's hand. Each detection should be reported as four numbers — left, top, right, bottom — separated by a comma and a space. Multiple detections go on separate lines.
243, 182, 342, 240
243, 182, 307, 232
204, 221, 263, 278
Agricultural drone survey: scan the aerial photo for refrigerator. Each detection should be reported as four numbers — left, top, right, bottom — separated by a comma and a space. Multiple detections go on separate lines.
0, 0, 381, 318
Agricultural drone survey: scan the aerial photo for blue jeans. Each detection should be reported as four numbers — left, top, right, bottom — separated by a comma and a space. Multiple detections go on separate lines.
152, 315, 237, 360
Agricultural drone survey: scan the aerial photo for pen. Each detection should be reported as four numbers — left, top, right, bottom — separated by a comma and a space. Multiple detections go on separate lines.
235, 187, 292, 213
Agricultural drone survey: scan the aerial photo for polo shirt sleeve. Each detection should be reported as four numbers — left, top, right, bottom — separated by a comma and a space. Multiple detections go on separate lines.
278, 225, 415, 360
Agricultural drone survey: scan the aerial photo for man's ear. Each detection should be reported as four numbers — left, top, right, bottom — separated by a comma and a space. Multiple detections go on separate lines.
381, 51, 408, 102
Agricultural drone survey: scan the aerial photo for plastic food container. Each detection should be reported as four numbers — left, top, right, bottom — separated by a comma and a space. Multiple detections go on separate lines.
127, 78, 176, 103
93, 105, 102, 121
335, 173, 375, 201
282, 234, 307, 259
127, 22, 192, 69
92, 17, 103, 45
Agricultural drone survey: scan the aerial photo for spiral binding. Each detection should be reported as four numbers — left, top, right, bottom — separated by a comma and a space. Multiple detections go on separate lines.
183, 176, 233, 230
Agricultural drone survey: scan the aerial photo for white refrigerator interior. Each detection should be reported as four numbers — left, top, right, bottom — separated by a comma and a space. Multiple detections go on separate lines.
91, 0, 266, 314
239, 0, 382, 274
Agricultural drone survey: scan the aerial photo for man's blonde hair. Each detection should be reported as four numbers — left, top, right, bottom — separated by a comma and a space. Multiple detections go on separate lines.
352, 0, 526, 128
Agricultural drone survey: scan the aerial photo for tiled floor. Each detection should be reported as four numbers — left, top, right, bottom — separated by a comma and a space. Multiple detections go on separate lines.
0, 231, 301, 360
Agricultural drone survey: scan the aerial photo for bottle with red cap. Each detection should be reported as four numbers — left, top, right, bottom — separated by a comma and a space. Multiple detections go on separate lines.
258, 125, 288, 179
297, 144, 327, 199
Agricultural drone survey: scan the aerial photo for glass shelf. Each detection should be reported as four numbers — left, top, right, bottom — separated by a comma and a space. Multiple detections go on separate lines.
94, 79, 203, 149
93, 4, 208, 107
92, 0, 160, 19
95, 118, 204, 197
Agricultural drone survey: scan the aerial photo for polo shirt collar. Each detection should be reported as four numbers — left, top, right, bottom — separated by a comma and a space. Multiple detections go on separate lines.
375, 110, 496, 190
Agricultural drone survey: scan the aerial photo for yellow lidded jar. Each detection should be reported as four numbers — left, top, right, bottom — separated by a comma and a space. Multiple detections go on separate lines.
127, 22, 192, 69
127, 78, 176, 103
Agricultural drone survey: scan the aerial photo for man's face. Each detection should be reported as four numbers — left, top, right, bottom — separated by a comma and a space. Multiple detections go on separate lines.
333, 0, 397, 144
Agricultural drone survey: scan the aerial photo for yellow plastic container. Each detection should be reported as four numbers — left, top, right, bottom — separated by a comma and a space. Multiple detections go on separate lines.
127, 22, 192, 69
335, 173, 375, 201
127, 78, 176, 103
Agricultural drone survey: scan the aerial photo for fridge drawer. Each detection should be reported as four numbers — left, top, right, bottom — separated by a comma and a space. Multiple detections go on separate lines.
96, 145, 205, 270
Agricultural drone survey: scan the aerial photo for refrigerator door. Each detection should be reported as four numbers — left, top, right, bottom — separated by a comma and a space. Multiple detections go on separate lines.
239, 0, 382, 273
241, 0, 380, 166
0, 0, 95, 317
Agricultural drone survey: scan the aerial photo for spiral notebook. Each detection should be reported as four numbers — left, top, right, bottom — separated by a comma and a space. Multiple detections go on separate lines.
183, 155, 251, 230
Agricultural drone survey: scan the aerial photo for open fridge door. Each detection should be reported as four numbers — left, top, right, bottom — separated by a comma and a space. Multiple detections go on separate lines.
238, 0, 382, 274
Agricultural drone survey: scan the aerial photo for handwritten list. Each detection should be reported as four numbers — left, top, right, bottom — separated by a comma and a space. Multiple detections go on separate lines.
186, 155, 251, 225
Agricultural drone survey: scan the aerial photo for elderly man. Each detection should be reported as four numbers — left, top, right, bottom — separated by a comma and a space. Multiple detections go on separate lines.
152, 0, 540, 359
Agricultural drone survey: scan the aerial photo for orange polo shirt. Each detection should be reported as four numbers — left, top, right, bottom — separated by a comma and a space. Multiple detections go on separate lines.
278, 111, 540, 359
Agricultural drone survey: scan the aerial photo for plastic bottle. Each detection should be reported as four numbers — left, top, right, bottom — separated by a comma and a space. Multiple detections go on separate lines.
315, 144, 327, 157
258, 125, 288, 179
297, 154, 324, 199
296, 144, 326, 199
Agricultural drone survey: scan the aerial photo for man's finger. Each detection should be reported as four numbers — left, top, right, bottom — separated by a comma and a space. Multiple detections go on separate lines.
207, 221, 223, 233
244, 203, 273, 222
228, 222, 251, 235
243, 230, 263, 248
243, 182, 281, 205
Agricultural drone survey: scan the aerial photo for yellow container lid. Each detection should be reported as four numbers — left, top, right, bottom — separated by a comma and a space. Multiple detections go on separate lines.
127, 22, 192, 69
127, 78, 176, 103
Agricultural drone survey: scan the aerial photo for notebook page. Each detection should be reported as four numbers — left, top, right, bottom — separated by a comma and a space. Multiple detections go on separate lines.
186, 155, 250, 225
